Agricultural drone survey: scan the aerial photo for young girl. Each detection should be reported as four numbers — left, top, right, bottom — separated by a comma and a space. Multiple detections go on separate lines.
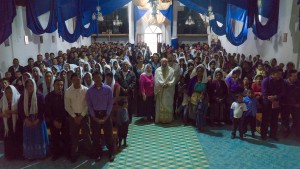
195, 92, 208, 132
230, 93, 247, 140
116, 98, 130, 149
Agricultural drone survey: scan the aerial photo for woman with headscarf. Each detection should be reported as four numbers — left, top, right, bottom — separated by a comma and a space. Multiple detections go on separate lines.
40, 71, 54, 97
95, 63, 103, 74
0, 85, 22, 160
18, 78, 49, 160
178, 56, 187, 77
207, 59, 217, 81
111, 59, 121, 75
187, 64, 208, 120
150, 53, 161, 75
32, 67, 44, 87
83, 72, 94, 89
51, 65, 60, 78
133, 53, 146, 117
114, 60, 136, 123
104, 71, 120, 126
139, 64, 155, 121
82, 62, 92, 75
207, 68, 228, 126
225, 66, 243, 123
270, 58, 277, 68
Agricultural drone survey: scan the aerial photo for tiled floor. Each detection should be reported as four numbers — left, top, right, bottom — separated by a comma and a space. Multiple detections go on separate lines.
0, 118, 299, 169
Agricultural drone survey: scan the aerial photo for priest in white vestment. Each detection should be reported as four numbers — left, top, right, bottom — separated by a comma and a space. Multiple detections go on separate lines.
154, 58, 176, 123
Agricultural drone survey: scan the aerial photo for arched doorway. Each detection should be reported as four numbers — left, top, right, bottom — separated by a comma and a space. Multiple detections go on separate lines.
144, 25, 162, 54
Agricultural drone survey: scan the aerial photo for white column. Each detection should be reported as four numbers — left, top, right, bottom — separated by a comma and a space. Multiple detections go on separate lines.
128, 2, 135, 44
171, 0, 178, 40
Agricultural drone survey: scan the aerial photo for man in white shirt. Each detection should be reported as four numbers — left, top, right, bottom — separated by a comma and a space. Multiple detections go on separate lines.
65, 73, 92, 163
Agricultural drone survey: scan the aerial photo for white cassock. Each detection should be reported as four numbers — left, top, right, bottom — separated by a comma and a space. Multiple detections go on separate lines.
154, 66, 176, 123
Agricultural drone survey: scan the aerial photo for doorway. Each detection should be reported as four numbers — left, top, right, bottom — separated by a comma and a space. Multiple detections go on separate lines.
140, 25, 162, 54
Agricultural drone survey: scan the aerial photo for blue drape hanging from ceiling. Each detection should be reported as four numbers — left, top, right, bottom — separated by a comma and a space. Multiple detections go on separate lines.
160, 4, 173, 44
0, 0, 16, 44
225, 4, 248, 46
25, 0, 131, 43
248, 0, 280, 40
26, 0, 57, 35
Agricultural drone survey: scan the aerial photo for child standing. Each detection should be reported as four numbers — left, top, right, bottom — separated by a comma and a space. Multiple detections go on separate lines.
116, 98, 130, 149
243, 89, 259, 138
195, 92, 208, 132
230, 93, 248, 139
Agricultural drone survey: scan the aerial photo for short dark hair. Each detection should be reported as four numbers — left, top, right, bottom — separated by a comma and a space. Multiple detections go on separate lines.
287, 69, 297, 77
92, 71, 103, 78
271, 67, 282, 74
0, 78, 10, 83
28, 58, 34, 62
54, 78, 64, 84
13, 58, 19, 62
118, 98, 128, 106
105, 72, 113, 78
70, 72, 80, 80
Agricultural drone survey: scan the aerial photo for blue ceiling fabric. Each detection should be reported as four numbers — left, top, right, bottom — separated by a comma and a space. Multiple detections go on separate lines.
209, 16, 226, 36
0, 0, 16, 44
225, 4, 248, 46
26, 0, 57, 35
249, 0, 280, 40
160, 3, 173, 43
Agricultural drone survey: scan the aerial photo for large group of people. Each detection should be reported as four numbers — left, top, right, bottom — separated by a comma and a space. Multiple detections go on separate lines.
0, 41, 299, 163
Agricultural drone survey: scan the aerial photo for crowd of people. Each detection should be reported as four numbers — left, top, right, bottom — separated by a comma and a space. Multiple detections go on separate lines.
0, 41, 299, 163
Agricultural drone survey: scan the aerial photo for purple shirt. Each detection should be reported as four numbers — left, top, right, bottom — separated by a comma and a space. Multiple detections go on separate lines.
225, 77, 243, 93
261, 76, 285, 103
85, 83, 113, 117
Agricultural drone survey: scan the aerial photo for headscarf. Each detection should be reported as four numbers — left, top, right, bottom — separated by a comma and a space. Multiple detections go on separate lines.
178, 56, 187, 76
110, 59, 121, 75
82, 61, 92, 74
207, 59, 216, 71
104, 65, 112, 72
2, 85, 20, 136
24, 78, 38, 116
226, 66, 242, 79
217, 55, 226, 69
95, 63, 103, 74
213, 68, 224, 80
22, 72, 32, 86
42, 71, 54, 96
74, 66, 83, 78
104, 74, 115, 94
32, 67, 44, 86
190, 64, 208, 83
63, 63, 71, 71
142, 64, 152, 77
83, 72, 94, 89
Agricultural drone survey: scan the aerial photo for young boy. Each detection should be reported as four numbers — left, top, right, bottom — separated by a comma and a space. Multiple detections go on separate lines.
230, 93, 248, 140
243, 89, 259, 138
116, 98, 130, 149
196, 92, 208, 132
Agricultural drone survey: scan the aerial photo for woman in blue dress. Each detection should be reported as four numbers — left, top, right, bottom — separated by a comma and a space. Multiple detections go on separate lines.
18, 78, 49, 160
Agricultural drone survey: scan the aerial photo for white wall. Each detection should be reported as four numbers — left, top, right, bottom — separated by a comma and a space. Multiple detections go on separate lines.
218, 0, 300, 69
0, 6, 91, 72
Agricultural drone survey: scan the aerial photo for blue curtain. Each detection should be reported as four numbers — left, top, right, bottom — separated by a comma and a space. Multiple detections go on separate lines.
250, 0, 280, 40
225, 4, 248, 46
209, 17, 226, 36
26, 0, 57, 35
160, 4, 173, 42
0, 0, 16, 44
171, 38, 178, 49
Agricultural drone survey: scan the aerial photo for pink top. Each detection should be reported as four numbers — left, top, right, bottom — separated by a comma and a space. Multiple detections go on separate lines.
251, 83, 261, 97
139, 73, 154, 96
